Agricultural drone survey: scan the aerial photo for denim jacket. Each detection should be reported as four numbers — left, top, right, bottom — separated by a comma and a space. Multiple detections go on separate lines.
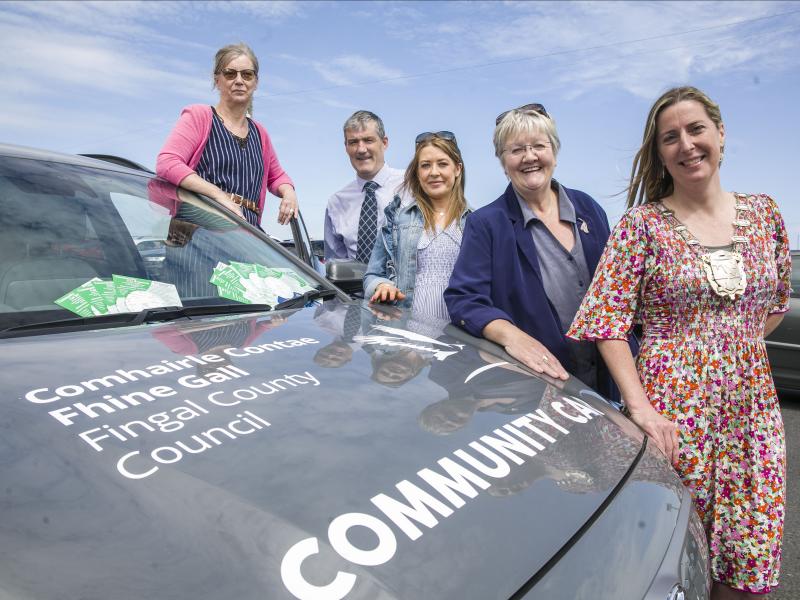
363, 194, 470, 303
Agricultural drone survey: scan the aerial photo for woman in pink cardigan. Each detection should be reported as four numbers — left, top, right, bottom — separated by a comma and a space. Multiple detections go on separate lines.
156, 43, 298, 226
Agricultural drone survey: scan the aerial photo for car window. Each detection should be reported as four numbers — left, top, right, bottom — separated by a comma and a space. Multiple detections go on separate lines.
0, 156, 332, 330
259, 211, 325, 275
791, 254, 800, 298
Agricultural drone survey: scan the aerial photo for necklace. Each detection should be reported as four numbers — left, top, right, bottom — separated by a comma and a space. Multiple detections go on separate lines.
214, 107, 249, 149
657, 194, 751, 300
231, 132, 249, 150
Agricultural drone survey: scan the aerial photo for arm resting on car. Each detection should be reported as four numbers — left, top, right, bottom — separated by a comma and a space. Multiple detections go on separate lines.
596, 339, 679, 464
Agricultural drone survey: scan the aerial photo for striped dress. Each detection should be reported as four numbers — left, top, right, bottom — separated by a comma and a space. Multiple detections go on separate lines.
195, 107, 264, 226
163, 108, 265, 300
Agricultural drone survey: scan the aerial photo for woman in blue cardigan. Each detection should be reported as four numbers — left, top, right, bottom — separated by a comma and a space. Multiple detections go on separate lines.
444, 105, 616, 397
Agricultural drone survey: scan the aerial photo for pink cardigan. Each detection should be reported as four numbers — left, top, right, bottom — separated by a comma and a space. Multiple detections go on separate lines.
155, 104, 293, 220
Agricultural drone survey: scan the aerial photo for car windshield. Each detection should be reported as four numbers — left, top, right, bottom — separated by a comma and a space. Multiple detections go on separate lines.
0, 155, 331, 331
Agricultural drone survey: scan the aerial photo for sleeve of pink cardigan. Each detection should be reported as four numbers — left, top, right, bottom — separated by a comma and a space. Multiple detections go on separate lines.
259, 124, 294, 196
156, 106, 206, 186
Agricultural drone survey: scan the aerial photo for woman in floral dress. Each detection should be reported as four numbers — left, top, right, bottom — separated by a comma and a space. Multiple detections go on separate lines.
568, 86, 791, 598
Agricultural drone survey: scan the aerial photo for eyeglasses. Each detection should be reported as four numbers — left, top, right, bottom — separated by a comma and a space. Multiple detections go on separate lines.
220, 68, 257, 82
501, 142, 551, 159
415, 131, 457, 146
495, 103, 549, 125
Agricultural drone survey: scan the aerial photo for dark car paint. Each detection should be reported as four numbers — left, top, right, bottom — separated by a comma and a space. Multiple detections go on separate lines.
766, 251, 800, 393
0, 144, 708, 600
0, 299, 693, 600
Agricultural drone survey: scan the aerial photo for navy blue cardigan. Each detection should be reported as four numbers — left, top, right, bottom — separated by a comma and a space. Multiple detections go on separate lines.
444, 183, 622, 399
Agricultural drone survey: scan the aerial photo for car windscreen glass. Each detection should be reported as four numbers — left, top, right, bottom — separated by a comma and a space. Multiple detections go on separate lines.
0, 157, 331, 330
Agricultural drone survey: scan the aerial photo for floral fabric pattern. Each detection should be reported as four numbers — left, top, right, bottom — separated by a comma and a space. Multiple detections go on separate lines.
567, 193, 791, 593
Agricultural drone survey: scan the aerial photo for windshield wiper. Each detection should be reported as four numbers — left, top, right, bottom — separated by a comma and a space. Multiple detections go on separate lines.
0, 303, 272, 339
274, 288, 338, 310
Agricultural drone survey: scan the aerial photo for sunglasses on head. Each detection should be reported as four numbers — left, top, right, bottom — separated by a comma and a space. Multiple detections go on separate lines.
220, 68, 257, 82
414, 131, 457, 146
495, 103, 549, 125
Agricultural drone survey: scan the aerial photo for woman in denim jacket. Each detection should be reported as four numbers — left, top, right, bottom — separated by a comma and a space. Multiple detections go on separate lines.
363, 132, 470, 321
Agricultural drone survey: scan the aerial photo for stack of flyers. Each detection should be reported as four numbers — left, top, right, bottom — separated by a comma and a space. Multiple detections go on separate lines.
210, 262, 317, 306
111, 275, 182, 313
56, 276, 182, 317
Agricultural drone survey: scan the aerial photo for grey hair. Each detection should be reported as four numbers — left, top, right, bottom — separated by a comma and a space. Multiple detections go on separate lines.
493, 109, 561, 161
213, 43, 259, 79
212, 43, 259, 115
343, 110, 386, 139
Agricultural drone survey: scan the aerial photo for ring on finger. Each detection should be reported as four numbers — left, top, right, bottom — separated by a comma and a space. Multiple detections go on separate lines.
542, 355, 549, 363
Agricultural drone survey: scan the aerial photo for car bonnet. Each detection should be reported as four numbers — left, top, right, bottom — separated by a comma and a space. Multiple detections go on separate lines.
0, 299, 648, 600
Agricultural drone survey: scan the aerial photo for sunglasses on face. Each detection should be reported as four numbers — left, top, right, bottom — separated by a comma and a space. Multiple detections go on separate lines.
495, 103, 549, 125
220, 68, 257, 82
415, 131, 457, 146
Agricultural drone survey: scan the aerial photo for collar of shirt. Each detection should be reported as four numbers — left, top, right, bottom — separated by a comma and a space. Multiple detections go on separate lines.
514, 179, 576, 228
355, 163, 395, 192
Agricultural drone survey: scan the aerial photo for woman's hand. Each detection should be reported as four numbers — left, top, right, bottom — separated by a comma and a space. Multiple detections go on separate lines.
502, 328, 569, 380
176, 174, 243, 217
627, 402, 679, 464
370, 283, 406, 304
277, 185, 299, 225
215, 192, 243, 216
482, 320, 568, 380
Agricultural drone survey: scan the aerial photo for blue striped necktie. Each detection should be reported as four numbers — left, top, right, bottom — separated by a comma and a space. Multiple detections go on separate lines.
356, 181, 380, 263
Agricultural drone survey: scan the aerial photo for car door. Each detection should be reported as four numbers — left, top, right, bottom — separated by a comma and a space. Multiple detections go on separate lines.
259, 211, 323, 272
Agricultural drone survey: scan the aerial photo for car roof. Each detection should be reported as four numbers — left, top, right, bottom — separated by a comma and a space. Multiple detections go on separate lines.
0, 143, 152, 177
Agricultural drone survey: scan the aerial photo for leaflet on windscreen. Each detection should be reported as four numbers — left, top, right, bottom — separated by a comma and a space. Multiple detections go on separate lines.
55, 276, 182, 317
210, 262, 316, 306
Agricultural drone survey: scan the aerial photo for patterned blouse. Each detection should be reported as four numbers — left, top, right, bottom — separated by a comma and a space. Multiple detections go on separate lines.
412, 220, 463, 322
568, 193, 791, 593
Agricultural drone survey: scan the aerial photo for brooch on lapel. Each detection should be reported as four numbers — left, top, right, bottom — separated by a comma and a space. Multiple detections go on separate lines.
578, 218, 589, 234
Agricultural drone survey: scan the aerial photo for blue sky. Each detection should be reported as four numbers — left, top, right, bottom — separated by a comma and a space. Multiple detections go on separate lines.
2, 0, 799, 245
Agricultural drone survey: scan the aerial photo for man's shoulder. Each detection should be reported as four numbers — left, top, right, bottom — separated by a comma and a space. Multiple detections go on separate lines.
384, 166, 405, 180
375, 165, 404, 196
327, 178, 361, 209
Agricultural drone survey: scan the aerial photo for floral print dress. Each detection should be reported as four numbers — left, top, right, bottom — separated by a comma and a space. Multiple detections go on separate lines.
567, 193, 792, 593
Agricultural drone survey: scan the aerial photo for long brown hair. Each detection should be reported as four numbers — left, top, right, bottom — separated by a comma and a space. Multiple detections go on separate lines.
627, 86, 723, 207
401, 136, 467, 232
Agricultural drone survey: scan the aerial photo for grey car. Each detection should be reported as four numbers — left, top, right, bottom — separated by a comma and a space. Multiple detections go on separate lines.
0, 144, 709, 600
766, 250, 800, 394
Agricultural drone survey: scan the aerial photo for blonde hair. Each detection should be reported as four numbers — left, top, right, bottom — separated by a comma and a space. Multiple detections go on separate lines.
627, 86, 723, 207
401, 136, 467, 232
213, 43, 259, 116
493, 109, 561, 161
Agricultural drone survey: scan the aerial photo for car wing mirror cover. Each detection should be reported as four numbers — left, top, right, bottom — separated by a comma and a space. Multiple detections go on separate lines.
325, 260, 367, 296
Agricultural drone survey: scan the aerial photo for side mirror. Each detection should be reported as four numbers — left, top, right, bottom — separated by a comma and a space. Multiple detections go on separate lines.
310, 240, 325, 261
326, 260, 366, 297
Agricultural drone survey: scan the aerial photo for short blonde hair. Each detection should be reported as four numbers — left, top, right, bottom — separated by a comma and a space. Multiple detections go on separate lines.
493, 109, 561, 161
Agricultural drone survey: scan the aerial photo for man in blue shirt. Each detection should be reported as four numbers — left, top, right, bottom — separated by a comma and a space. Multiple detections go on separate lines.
324, 111, 404, 261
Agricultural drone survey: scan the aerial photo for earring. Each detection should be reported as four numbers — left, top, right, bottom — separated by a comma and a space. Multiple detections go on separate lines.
660, 164, 666, 180
719, 148, 725, 166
